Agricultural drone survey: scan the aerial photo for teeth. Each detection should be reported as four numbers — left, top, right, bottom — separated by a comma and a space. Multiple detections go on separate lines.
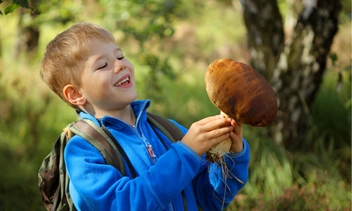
115, 77, 130, 87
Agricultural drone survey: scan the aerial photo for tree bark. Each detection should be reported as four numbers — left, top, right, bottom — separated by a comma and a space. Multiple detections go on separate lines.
242, 0, 341, 151
13, 0, 41, 59
242, 0, 285, 79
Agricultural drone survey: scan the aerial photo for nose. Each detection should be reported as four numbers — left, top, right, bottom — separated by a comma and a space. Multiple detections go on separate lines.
113, 60, 126, 74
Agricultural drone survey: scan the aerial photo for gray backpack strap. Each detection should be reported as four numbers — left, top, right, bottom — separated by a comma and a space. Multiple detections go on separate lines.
147, 112, 184, 143
69, 119, 126, 176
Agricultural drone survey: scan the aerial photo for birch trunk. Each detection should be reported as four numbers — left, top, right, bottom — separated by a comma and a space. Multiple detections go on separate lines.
242, 0, 341, 150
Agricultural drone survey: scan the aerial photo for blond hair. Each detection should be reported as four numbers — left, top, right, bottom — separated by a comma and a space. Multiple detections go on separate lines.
40, 22, 115, 109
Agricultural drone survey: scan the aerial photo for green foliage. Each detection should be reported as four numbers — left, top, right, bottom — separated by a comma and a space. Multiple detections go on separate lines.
310, 69, 351, 147
35, 0, 83, 24
0, 39, 76, 209
0, 0, 31, 15
245, 171, 351, 211
243, 132, 292, 197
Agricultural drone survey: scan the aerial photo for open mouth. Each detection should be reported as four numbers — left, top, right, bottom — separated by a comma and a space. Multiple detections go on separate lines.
114, 76, 131, 87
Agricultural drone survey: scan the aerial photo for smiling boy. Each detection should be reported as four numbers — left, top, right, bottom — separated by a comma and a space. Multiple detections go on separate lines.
40, 22, 250, 211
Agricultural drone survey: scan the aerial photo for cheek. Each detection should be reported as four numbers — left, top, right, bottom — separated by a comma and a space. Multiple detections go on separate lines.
126, 60, 134, 71
129, 66, 136, 81
82, 74, 109, 94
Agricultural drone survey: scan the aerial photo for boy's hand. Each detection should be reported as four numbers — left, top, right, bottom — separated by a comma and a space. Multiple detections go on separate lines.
181, 115, 234, 156
229, 119, 243, 154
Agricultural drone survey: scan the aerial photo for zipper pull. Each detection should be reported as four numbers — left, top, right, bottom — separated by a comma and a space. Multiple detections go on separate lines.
147, 144, 156, 158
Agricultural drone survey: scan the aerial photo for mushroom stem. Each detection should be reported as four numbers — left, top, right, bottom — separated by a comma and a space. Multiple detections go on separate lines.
205, 111, 232, 162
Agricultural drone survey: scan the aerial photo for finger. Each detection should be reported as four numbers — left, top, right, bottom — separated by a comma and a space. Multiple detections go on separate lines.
195, 115, 222, 125
211, 133, 231, 145
229, 132, 243, 153
207, 126, 233, 139
230, 119, 241, 132
232, 120, 242, 135
229, 131, 240, 142
204, 117, 232, 132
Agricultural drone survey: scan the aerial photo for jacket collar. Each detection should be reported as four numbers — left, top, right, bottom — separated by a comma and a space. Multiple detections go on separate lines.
78, 100, 151, 128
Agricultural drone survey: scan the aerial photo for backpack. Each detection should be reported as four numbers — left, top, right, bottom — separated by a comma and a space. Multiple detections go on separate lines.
38, 112, 184, 211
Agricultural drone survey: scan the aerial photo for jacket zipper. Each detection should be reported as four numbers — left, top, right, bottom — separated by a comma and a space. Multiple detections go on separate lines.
131, 125, 157, 163
132, 123, 176, 211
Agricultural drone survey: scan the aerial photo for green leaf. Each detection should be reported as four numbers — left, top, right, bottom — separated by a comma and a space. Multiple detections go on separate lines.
4, 3, 19, 15
13, 0, 29, 8
0, 10, 2, 15
329, 52, 338, 62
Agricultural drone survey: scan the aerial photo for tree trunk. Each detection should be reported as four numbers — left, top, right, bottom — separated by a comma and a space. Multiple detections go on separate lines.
242, 0, 341, 151
13, 0, 41, 59
242, 0, 285, 79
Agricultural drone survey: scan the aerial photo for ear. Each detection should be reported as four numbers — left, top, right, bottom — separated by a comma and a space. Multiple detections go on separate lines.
63, 84, 86, 106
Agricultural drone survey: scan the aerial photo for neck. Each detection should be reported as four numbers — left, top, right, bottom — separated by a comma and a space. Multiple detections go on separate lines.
128, 107, 136, 126
80, 104, 136, 126
110, 106, 136, 126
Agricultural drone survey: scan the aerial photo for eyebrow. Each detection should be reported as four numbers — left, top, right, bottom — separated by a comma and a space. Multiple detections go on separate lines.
92, 47, 122, 64
114, 47, 122, 54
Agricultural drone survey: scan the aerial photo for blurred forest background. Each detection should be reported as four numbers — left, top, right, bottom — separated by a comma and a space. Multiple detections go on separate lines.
0, 0, 351, 210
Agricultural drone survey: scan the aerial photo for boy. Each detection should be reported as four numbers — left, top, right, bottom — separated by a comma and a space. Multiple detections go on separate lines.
40, 22, 250, 211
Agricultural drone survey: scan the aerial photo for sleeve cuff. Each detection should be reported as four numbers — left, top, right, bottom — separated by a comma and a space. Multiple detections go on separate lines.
227, 138, 248, 159
175, 141, 202, 162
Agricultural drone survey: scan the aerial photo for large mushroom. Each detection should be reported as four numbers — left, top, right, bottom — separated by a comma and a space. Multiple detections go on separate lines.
205, 58, 277, 162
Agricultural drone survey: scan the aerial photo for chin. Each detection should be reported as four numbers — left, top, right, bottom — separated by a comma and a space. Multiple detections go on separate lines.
127, 92, 138, 103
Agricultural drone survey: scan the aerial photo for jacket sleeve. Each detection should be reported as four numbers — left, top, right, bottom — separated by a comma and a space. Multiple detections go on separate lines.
169, 120, 250, 211
64, 135, 203, 211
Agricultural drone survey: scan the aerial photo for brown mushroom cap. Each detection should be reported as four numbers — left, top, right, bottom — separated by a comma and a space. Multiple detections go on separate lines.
205, 58, 277, 127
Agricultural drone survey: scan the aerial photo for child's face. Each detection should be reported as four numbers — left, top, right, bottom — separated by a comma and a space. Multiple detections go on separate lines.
79, 38, 137, 117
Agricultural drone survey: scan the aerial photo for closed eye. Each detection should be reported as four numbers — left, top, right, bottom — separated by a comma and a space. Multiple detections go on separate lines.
97, 63, 107, 70
117, 56, 124, 60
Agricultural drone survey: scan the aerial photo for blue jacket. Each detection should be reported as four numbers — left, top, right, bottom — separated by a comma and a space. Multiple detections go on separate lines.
64, 100, 250, 211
